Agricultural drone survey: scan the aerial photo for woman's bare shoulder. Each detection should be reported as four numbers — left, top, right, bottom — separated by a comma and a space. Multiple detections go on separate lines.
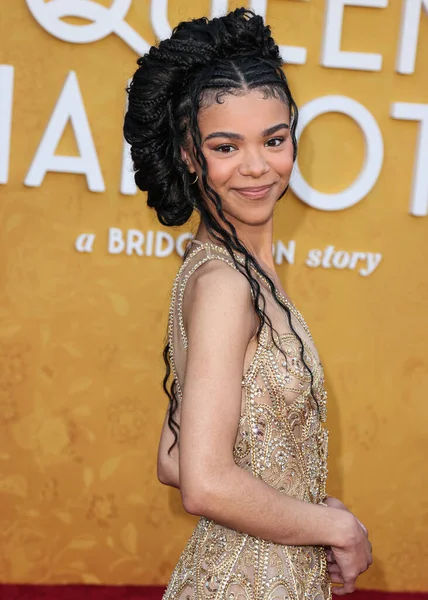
182, 257, 255, 339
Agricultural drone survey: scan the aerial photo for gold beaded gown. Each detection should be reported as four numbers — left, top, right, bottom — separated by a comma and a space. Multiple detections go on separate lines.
163, 241, 331, 600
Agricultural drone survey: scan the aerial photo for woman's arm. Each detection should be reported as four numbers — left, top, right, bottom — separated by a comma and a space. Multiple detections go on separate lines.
178, 261, 371, 594
179, 262, 342, 545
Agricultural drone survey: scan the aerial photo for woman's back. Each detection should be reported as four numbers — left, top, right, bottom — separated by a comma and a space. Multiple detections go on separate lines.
163, 241, 331, 600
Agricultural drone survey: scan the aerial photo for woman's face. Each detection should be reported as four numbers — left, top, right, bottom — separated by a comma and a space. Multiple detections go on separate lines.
184, 89, 294, 227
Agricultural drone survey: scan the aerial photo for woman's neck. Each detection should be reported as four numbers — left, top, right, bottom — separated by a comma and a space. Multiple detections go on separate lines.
195, 218, 276, 273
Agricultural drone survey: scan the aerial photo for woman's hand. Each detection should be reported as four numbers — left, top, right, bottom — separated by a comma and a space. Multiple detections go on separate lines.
324, 499, 372, 595
324, 496, 368, 534
324, 495, 348, 511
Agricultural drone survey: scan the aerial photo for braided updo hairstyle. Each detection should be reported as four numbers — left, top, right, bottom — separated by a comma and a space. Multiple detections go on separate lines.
124, 8, 318, 452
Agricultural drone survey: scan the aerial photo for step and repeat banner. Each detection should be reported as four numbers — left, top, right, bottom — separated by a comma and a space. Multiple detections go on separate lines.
0, 0, 427, 592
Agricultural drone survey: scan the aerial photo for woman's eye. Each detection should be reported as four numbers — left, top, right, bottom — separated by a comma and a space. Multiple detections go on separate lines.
214, 144, 236, 154
213, 138, 285, 153
266, 137, 285, 147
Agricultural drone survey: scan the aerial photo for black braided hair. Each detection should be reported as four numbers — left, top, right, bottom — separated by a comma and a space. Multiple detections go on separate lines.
123, 8, 318, 453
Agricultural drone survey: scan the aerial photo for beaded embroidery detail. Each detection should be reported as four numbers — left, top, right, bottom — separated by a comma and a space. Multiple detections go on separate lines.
163, 242, 331, 600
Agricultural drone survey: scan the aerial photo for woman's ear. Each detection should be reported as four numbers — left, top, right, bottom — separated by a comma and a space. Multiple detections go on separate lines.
180, 147, 195, 174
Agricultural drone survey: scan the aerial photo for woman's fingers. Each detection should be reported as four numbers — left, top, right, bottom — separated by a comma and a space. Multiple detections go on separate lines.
326, 549, 336, 563
332, 581, 356, 596
328, 563, 342, 575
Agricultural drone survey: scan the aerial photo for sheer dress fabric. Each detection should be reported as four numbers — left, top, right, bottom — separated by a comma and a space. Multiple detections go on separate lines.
163, 241, 331, 600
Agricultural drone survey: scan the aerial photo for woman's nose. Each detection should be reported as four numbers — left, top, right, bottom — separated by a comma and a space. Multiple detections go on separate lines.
238, 149, 270, 178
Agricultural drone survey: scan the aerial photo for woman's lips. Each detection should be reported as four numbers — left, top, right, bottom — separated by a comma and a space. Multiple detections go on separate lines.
233, 184, 274, 199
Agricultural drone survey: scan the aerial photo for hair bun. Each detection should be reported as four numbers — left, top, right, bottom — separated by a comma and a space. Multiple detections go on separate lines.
214, 9, 281, 63
170, 8, 282, 67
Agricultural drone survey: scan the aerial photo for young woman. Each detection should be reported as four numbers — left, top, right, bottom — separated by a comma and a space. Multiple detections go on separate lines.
123, 8, 372, 600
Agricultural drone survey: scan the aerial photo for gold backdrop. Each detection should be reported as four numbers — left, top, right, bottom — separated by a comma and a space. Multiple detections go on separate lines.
1, 0, 427, 591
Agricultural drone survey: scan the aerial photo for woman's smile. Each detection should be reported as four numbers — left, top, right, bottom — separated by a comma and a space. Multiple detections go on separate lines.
232, 184, 275, 199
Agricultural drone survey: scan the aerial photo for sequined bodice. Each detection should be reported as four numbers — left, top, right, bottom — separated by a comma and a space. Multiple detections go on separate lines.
163, 242, 331, 600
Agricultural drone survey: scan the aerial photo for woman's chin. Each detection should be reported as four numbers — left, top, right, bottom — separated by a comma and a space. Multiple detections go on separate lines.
233, 210, 275, 228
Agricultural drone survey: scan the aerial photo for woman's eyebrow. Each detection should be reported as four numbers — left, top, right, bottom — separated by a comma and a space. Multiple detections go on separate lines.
203, 122, 290, 143
203, 131, 243, 142
262, 122, 289, 136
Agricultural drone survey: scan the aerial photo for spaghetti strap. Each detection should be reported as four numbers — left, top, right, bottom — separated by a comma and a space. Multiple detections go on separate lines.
187, 237, 211, 257
171, 241, 238, 350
